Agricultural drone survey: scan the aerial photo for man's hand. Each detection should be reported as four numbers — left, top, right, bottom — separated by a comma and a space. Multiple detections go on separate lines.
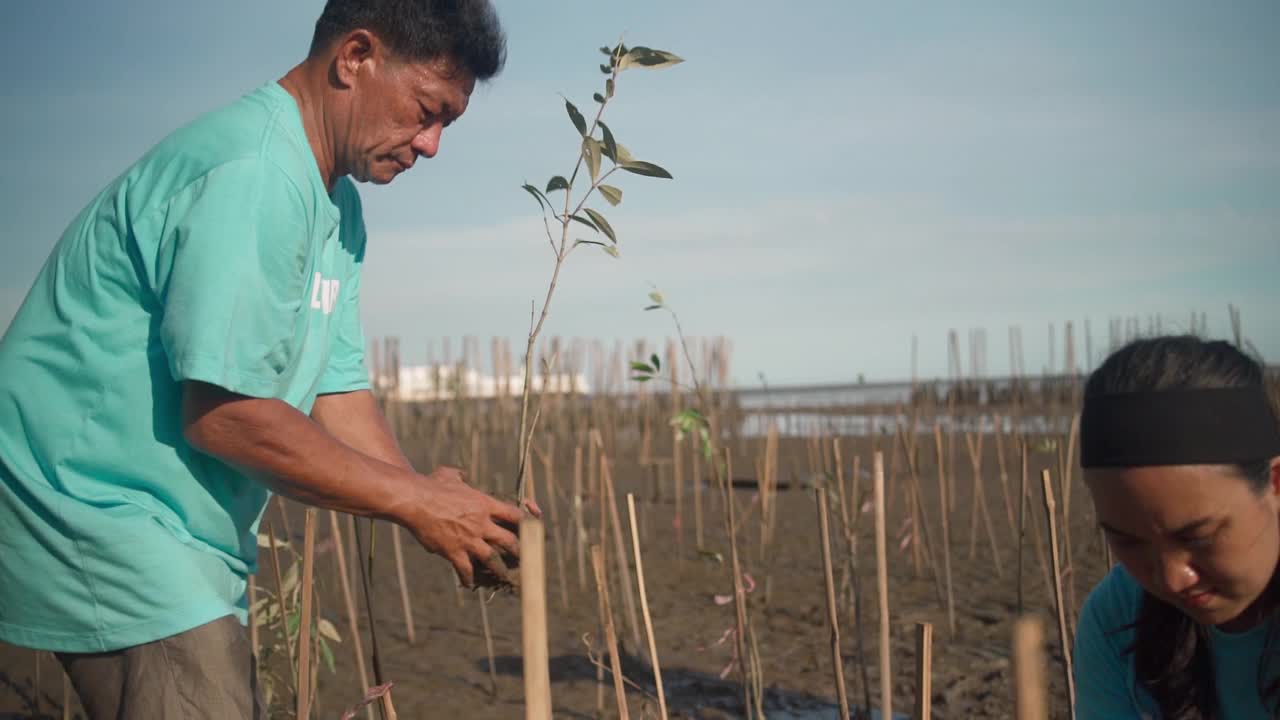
402, 466, 526, 588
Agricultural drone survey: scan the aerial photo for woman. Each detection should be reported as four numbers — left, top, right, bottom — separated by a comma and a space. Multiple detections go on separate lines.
1076, 335, 1280, 718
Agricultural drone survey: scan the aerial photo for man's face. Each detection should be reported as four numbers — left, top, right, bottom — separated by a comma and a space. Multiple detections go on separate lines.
1086, 461, 1280, 632
337, 45, 475, 185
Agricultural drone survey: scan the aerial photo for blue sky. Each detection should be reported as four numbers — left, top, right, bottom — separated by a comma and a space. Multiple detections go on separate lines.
2, 1, 1277, 384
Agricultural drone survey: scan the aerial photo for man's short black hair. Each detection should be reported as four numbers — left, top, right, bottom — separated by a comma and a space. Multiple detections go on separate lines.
310, 0, 506, 80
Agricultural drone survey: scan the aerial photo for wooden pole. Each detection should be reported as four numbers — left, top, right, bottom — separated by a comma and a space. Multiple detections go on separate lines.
521, 517, 552, 720
328, 512, 374, 720
263, 519, 296, 686
296, 509, 316, 720
816, 487, 850, 720
591, 544, 630, 720
627, 494, 669, 720
602, 455, 644, 656
1041, 469, 1078, 720
1013, 617, 1048, 720
573, 444, 587, 591
873, 451, 893, 720
933, 425, 956, 635
248, 575, 260, 657
391, 526, 416, 645
914, 622, 933, 720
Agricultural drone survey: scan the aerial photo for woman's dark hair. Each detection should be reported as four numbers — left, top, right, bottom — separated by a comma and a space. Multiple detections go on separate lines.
1086, 335, 1279, 719
309, 0, 506, 80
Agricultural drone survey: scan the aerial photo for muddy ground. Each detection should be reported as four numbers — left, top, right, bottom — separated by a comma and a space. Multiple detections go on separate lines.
2, 408, 1104, 719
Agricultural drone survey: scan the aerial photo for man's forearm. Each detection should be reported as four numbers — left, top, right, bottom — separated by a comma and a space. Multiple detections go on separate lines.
183, 382, 418, 523
310, 389, 412, 471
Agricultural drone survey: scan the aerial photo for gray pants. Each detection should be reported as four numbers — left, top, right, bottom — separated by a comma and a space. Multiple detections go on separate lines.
57, 615, 265, 720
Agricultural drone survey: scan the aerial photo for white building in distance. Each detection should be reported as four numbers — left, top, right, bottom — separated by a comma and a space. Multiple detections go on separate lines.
373, 364, 591, 401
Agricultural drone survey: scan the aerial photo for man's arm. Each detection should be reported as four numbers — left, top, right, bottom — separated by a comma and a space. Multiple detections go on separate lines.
182, 381, 518, 587
310, 389, 411, 470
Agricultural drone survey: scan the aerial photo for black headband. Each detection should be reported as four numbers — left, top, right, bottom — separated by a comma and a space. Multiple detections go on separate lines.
1081, 387, 1280, 468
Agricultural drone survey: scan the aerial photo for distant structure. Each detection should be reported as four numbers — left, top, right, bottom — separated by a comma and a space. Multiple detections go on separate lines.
372, 364, 590, 401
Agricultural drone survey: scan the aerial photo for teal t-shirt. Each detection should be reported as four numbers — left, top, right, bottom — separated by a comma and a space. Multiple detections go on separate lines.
0, 82, 369, 653
1075, 565, 1273, 718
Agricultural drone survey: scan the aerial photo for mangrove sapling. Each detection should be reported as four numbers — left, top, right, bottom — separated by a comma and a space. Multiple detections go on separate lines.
630, 293, 766, 717
250, 523, 343, 716
510, 40, 683, 537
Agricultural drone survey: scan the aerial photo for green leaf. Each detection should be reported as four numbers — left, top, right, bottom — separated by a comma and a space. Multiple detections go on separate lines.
620, 161, 673, 179
619, 46, 684, 71
598, 121, 619, 165
320, 638, 336, 674
545, 175, 569, 193
651, 353, 661, 372
522, 183, 551, 212
582, 208, 615, 242
565, 99, 587, 136
630, 361, 655, 373
644, 304, 662, 311
599, 63, 612, 74
582, 138, 602, 183
648, 290, 665, 305
632, 374, 652, 382
569, 213, 599, 233
598, 184, 623, 207
599, 46, 613, 56
573, 239, 609, 249
699, 427, 713, 459
603, 245, 620, 258
593, 92, 605, 104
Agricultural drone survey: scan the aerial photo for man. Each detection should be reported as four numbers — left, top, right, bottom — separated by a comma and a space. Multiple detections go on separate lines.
0, 2, 528, 717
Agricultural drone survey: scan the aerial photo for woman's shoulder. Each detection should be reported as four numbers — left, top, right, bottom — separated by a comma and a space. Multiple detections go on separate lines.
1080, 564, 1145, 632
1075, 565, 1151, 718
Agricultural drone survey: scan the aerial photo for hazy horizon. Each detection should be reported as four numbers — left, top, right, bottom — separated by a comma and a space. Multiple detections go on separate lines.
4, 1, 1277, 385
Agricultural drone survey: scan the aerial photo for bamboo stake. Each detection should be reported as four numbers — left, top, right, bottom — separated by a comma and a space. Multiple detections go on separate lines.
328, 512, 374, 720
591, 544, 631, 720
602, 455, 644, 656
627, 494, 669, 720
248, 575, 260, 657
693, 443, 705, 549
897, 426, 944, 605
1021, 442, 1055, 603
574, 444, 587, 591
914, 622, 933, 720
479, 594, 498, 698
390, 526, 416, 645
263, 519, 296, 686
933, 425, 956, 635
297, 509, 316, 720
964, 429, 1004, 577
521, 517, 552, 720
1041, 470, 1077, 720
673, 428, 684, 551
816, 487, 850, 720
1013, 617, 1048, 720
993, 413, 1018, 544
353, 519, 398, 720
721, 447, 758, 718
873, 451, 893, 720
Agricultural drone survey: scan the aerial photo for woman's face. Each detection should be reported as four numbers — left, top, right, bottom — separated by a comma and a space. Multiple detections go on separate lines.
1086, 460, 1280, 632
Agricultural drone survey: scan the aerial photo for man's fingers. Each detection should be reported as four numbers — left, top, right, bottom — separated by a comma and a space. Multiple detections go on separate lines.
472, 541, 511, 585
522, 498, 544, 519
448, 551, 474, 589
485, 525, 520, 560
488, 497, 524, 526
